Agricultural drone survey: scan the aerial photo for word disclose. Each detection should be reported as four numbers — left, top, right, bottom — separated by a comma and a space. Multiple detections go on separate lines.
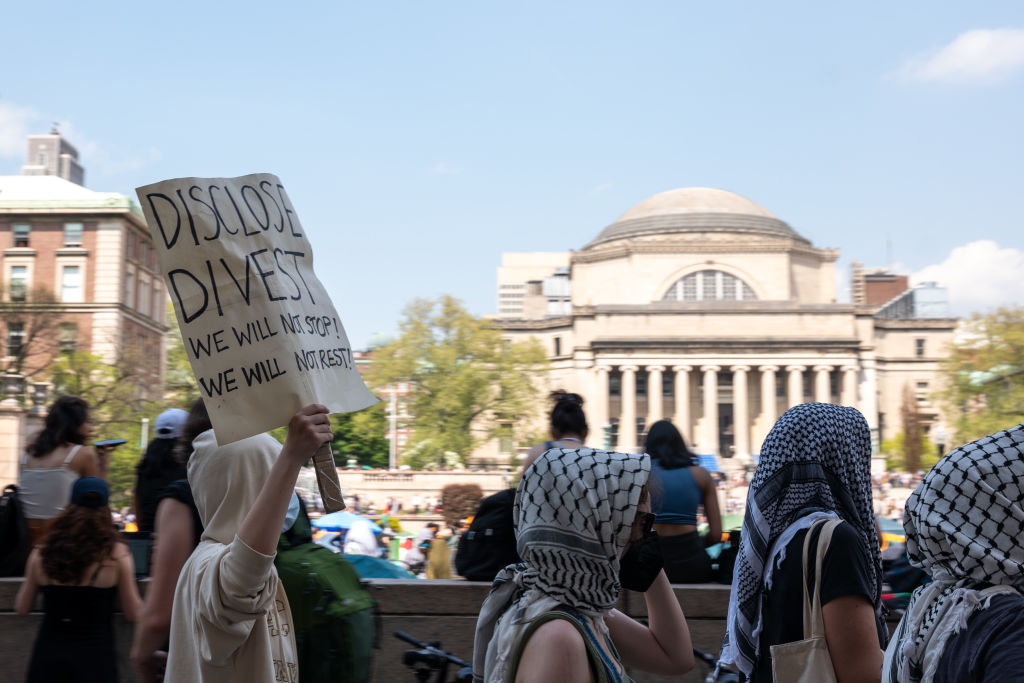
137, 173, 376, 444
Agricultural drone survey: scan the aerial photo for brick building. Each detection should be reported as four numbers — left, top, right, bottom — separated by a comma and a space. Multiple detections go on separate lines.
0, 129, 166, 392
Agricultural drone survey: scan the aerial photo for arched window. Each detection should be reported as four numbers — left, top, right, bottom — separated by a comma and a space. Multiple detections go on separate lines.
662, 270, 757, 302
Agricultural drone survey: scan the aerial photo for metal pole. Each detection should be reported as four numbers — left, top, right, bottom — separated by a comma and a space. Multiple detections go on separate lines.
140, 417, 150, 449
388, 386, 397, 470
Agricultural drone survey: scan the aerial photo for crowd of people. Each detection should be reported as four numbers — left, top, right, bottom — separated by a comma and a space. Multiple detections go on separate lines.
8, 388, 1024, 682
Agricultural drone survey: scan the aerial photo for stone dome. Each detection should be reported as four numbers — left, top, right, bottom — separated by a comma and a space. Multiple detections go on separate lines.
585, 187, 805, 249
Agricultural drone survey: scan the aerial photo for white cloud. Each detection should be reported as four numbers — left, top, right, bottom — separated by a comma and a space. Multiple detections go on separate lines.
0, 102, 40, 157
588, 181, 613, 196
912, 240, 1024, 315
894, 28, 1024, 84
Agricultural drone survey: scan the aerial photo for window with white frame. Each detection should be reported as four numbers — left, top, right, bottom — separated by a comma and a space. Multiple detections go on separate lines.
12, 224, 30, 248
63, 223, 83, 247
61, 265, 83, 302
58, 322, 78, 353
7, 322, 25, 359
125, 266, 135, 307
139, 277, 151, 317
9, 265, 28, 301
662, 270, 757, 302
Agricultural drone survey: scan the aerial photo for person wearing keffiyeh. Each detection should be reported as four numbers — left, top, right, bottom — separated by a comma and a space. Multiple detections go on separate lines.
719, 402, 886, 682
472, 447, 692, 682
883, 423, 1024, 683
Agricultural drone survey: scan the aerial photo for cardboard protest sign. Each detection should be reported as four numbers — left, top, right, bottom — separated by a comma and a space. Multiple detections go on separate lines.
136, 173, 376, 510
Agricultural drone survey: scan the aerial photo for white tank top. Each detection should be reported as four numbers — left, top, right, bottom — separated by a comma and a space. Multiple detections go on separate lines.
19, 445, 82, 520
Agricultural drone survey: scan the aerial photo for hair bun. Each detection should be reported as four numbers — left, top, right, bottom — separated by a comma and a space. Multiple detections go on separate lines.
550, 390, 584, 407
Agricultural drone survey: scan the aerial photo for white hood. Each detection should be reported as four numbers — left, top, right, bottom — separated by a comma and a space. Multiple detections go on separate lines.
187, 429, 282, 545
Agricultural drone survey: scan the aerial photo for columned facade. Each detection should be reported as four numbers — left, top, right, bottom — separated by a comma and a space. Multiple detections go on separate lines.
493, 186, 957, 467
582, 359, 863, 456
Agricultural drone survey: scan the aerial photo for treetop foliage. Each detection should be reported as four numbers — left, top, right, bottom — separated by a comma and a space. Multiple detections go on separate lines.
369, 295, 547, 466
940, 306, 1024, 444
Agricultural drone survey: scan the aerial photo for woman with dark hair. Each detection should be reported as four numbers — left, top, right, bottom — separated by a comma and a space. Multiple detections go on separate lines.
16, 476, 142, 682
131, 401, 207, 682
133, 408, 189, 534
19, 395, 107, 547
523, 390, 589, 470
644, 419, 721, 583
720, 403, 886, 682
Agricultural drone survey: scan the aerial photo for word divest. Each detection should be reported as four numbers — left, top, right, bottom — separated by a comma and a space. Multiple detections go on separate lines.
137, 173, 377, 444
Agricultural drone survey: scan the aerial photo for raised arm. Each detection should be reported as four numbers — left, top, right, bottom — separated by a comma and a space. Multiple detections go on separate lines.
236, 404, 332, 555
605, 571, 694, 675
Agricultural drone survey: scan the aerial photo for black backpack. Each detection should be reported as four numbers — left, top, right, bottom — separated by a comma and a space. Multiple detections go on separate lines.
275, 500, 378, 683
0, 484, 30, 577
455, 488, 520, 582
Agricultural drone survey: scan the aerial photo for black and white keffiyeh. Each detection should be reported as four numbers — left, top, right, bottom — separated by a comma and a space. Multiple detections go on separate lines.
472, 447, 650, 682
719, 402, 882, 677
883, 423, 1024, 683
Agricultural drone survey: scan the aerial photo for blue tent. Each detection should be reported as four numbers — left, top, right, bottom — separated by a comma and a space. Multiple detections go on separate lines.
311, 511, 383, 534
343, 554, 417, 579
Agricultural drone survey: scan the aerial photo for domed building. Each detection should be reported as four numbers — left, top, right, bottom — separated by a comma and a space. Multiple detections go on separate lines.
492, 187, 955, 465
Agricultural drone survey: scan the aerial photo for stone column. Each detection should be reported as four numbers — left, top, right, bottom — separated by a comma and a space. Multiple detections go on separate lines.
841, 365, 859, 407
786, 365, 806, 408
813, 365, 833, 403
759, 365, 779, 426
672, 365, 692, 442
859, 357, 879, 454
701, 365, 721, 456
619, 365, 638, 451
594, 366, 611, 435
732, 366, 751, 458
0, 374, 26, 488
646, 365, 665, 427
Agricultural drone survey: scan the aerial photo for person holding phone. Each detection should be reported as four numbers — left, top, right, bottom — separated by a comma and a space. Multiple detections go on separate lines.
19, 396, 113, 547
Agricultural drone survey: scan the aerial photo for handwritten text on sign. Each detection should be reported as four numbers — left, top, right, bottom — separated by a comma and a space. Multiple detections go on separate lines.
137, 173, 376, 444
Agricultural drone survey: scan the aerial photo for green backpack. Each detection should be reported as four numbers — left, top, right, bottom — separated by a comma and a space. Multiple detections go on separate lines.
276, 501, 378, 683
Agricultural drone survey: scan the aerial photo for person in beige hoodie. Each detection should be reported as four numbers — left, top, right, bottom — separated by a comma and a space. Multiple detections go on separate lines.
166, 400, 332, 683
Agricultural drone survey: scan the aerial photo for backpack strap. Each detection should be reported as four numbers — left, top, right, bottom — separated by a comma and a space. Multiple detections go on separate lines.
63, 445, 82, 466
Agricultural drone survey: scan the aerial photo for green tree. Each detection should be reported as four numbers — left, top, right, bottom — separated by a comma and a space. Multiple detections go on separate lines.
939, 306, 1024, 444
371, 296, 547, 467
330, 403, 390, 468
900, 384, 924, 472
164, 303, 199, 407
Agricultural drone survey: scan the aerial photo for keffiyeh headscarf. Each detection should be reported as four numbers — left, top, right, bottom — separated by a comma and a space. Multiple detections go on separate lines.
720, 403, 883, 677
883, 423, 1024, 683
472, 447, 650, 682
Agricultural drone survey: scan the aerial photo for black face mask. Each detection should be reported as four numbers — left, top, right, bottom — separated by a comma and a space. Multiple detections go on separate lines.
619, 531, 664, 593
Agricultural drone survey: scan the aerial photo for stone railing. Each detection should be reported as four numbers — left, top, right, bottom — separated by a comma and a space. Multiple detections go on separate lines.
1, 578, 733, 682
0, 578, 899, 682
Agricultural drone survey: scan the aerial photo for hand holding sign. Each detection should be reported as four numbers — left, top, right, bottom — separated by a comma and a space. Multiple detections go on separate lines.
136, 174, 378, 511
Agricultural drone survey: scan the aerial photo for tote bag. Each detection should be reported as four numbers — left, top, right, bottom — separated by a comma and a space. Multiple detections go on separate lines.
770, 518, 842, 683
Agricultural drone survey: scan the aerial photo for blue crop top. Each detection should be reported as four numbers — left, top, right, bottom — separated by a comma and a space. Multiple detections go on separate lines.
649, 460, 701, 525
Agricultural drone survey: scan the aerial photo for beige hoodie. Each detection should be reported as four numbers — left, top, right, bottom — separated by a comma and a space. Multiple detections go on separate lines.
166, 429, 298, 683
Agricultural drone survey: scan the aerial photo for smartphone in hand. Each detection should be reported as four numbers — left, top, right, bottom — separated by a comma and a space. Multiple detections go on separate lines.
93, 438, 128, 448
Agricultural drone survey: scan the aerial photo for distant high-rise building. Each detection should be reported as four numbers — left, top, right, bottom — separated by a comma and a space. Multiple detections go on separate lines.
20, 126, 85, 186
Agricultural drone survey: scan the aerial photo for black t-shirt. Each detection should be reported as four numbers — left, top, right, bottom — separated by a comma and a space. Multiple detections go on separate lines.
157, 478, 203, 548
749, 521, 883, 682
135, 441, 188, 534
935, 592, 1024, 682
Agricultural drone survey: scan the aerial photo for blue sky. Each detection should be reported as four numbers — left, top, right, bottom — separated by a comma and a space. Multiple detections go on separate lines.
2, 2, 1023, 348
